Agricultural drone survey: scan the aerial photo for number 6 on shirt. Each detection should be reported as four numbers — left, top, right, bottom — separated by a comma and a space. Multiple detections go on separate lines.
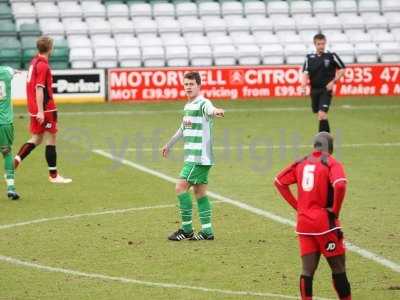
302, 164, 316, 191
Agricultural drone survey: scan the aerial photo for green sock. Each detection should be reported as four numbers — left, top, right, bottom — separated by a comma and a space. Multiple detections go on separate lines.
3, 152, 15, 192
177, 192, 193, 233
197, 196, 213, 235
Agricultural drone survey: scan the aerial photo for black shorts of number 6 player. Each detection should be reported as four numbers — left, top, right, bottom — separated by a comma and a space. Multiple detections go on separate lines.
301, 33, 346, 133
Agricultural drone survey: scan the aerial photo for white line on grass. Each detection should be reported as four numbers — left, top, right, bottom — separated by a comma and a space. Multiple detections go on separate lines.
0, 255, 333, 300
14, 104, 400, 117
108, 142, 400, 153
92, 149, 400, 274
0, 204, 175, 230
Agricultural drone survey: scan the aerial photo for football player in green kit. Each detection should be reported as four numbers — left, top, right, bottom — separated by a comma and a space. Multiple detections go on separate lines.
0, 66, 20, 200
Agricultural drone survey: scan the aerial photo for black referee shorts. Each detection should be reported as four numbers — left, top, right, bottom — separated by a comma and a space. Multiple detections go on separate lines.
311, 88, 332, 113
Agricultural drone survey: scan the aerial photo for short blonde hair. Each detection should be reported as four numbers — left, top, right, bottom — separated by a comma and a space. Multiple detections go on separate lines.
36, 36, 54, 54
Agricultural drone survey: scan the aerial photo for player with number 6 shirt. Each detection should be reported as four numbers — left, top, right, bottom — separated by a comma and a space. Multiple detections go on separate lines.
274, 132, 351, 300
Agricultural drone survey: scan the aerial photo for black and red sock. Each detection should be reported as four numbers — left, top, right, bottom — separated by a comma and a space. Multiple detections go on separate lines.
300, 275, 313, 300
332, 272, 351, 300
45, 145, 58, 178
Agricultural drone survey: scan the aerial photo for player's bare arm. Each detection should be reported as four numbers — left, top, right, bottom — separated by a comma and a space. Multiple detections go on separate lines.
162, 126, 183, 158
213, 108, 225, 117
326, 69, 345, 91
300, 73, 309, 94
35, 86, 45, 124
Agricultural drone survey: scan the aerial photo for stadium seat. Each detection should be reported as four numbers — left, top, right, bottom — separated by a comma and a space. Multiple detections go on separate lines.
386, 13, 400, 30
249, 16, 274, 33
372, 31, 395, 43
0, 48, 21, 69
273, 16, 296, 32
58, 1, 82, 19
118, 47, 141, 67
165, 46, 189, 66
82, 2, 106, 19
153, 2, 175, 18
115, 35, 140, 48
203, 17, 227, 34
107, 3, 129, 18
340, 15, 365, 31
254, 32, 279, 46
267, 1, 289, 16
179, 17, 204, 34
139, 36, 163, 47
199, 2, 221, 17
213, 44, 236, 66
295, 16, 319, 32
221, 1, 243, 17
35, 2, 59, 19
285, 43, 307, 64
330, 43, 354, 63
290, 1, 312, 16
110, 19, 134, 35
299, 30, 318, 44
313, 0, 335, 16
392, 28, 400, 42
133, 18, 158, 35
12, 3, 36, 21
185, 34, 209, 46
363, 14, 388, 30
209, 34, 233, 46
87, 19, 112, 36
68, 35, 92, 49
243, 1, 266, 17
328, 32, 349, 43
381, 0, 400, 13
261, 44, 284, 64
157, 18, 181, 35
91, 35, 116, 49
94, 47, 117, 68
176, 2, 197, 18
0, 20, 17, 37
347, 31, 372, 43
358, 0, 380, 14
0, 3, 13, 20
237, 44, 260, 65
19, 22, 41, 40
130, 3, 152, 19
378, 41, 400, 62
354, 42, 378, 63
162, 34, 185, 47
335, 0, 358, 16
189, 45, 213, 66
142, 46, 165, 67
231, 32, 255, 46
39, 19, 65, 37
277, 31, 303, 44
64, 20, 88, 36
225, 16, 249, 33
319, 16, 342, 32
0, 37, 20, 50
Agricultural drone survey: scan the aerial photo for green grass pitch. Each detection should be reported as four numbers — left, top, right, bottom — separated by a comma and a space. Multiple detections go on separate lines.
0, 96, 399, 299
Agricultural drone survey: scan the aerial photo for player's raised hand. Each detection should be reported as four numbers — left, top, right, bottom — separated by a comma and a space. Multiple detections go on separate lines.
162, 145, 169, 158
214, 108, 224, 117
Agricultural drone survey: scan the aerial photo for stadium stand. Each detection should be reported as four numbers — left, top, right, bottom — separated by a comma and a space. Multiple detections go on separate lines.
0, 0, 399, 69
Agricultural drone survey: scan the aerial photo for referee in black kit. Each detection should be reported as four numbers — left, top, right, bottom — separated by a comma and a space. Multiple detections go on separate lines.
301, 33, 346, 133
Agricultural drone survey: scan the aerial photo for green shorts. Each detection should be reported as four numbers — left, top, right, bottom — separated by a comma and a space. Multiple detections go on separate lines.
0, 124, 14, 148
179, 162, 212, 185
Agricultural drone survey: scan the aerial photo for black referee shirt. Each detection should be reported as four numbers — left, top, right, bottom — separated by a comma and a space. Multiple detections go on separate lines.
302, 51, 346, 89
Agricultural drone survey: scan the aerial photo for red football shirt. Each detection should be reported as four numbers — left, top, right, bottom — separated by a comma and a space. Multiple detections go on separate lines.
26, 55, 56, 115
275, 151, 347, 235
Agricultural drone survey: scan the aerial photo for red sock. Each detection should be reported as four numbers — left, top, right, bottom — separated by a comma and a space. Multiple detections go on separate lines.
300, 275, 313, 300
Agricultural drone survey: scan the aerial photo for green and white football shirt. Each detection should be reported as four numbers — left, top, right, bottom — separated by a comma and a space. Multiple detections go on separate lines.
0, 66, 15, 125
182, 95, 216, 165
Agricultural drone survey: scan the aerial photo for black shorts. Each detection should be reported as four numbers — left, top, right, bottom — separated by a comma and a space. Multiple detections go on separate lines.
311, 88, 332, 113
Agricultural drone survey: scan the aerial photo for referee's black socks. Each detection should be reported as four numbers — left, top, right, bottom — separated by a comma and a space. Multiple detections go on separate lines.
319, 119, 330, 133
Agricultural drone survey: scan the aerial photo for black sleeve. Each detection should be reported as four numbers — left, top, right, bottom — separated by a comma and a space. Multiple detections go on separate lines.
332, 52, 346, 69
302, 55, 309, 73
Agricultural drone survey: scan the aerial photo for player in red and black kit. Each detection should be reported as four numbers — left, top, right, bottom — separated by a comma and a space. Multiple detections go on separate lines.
14, 36, 71, 183
274, 132, 351, 300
